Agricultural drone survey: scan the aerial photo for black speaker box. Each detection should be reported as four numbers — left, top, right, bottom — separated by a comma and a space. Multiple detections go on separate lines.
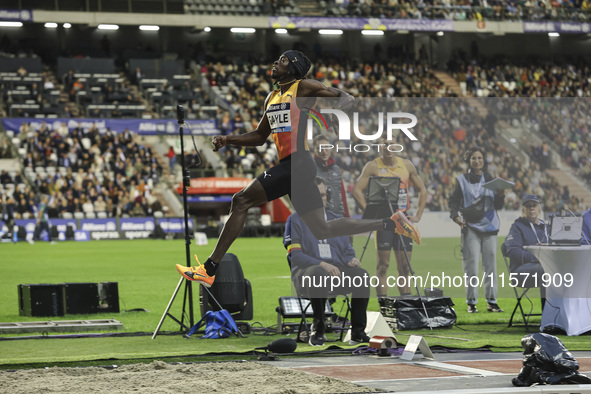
62, 283, 99, 314
19, 284, 65, 317
233, 279, 253, 321
199, 253, 253, 320
98, 282, 120, 313
65, 224, 75, 240
17, 225, 26, 241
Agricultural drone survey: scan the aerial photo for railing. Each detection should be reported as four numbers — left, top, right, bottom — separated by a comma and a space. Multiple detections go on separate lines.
10, 0, 591, 21
9, 0, 184, 13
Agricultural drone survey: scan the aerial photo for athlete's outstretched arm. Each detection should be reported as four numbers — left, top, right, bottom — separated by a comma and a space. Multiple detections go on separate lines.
212, 92, 273, 151
297, 79, 354, 110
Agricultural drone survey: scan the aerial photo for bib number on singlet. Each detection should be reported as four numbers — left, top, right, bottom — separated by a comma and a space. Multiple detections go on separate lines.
398, 189, 408, 210
267, 103, 292, 133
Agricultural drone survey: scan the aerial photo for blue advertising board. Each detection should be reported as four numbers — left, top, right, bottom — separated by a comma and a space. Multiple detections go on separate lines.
6, 217, 193, 242
1, 118, 217, 136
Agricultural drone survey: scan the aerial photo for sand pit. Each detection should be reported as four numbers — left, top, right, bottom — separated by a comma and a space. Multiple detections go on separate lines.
0, 360, 377, 393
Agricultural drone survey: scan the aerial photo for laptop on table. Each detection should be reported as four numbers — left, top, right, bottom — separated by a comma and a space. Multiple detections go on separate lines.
549, 215, 583, 246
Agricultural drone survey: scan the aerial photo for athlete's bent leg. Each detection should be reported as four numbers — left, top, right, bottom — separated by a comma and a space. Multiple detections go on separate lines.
209, 179, 269, 263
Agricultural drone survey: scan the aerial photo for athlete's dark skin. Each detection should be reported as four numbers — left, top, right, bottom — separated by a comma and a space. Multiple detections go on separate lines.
207, 53, 384, 264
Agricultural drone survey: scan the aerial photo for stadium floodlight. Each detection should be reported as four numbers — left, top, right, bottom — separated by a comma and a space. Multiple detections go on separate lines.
0, 22, 23, 27
361, 30, 384, 36
63, 23, 72, 29
548, 32, 560, 37
98, 24, 119, 30
231, 27, 255, 33
436, 31, 444, 36
275, 28, 288, 34
319, 29, 343, 35
204, 27, 211, 32
139, 25, 159, 31
44, 23, 58, 28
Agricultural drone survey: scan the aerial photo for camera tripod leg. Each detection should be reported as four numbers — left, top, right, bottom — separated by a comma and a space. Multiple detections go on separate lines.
152, 277, 185, 339
359, 231, 373, 263
400, 241, 433, 330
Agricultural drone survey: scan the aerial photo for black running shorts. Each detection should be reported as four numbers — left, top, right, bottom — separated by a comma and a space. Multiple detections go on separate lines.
376, 229, 413, 252
256, 151, 323, 215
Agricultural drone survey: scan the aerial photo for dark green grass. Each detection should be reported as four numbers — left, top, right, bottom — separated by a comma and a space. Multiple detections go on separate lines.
0, 237, 588, 368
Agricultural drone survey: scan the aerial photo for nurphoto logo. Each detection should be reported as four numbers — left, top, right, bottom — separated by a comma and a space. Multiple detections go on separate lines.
306, 108, 418, 153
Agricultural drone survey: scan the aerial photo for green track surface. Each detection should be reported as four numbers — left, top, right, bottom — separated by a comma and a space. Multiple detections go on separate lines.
1, 237, 588, 369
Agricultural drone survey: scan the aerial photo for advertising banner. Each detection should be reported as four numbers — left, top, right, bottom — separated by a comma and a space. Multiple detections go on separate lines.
269, 16, 454, 31
119, 217, 156, 240
0, 9, 32, 21
523, 21, 591, 33
183, 177, 251, 194
79, 218, 120, 241
6, 217, 194, 241
157, 217, 194, 233
1, 118, 217, 136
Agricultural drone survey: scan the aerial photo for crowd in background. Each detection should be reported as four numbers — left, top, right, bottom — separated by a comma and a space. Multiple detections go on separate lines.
1, 53, 590, 221
200, 58, 588, 214
448, 58, 591, 98
322, 0, 591, 21
1, 121, 163, 221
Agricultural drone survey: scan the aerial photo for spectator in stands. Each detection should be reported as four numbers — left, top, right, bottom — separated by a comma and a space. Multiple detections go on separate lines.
47, 192, 60, 218
57, 122, 68, 138
23, 152, 35, 168
131, 67, 143, 85
94, 195, 107, 213
0, 170, 10, 184
69, 78, 83, 101
18, 122, 30, 141
67, 196, 80, 214
1, 193, 15, 223
43, 77, 55, 91
63, 70, 75, 94
58, 198, 69, 217
0, 139, 10, 158
166, 146, 176, 171
13, 171, 23, 185
16, 196, 28, 218
81, 195, 94, 215
449, 146, 505, 313
131, 200, 145, 217
62, 105, 73, 118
